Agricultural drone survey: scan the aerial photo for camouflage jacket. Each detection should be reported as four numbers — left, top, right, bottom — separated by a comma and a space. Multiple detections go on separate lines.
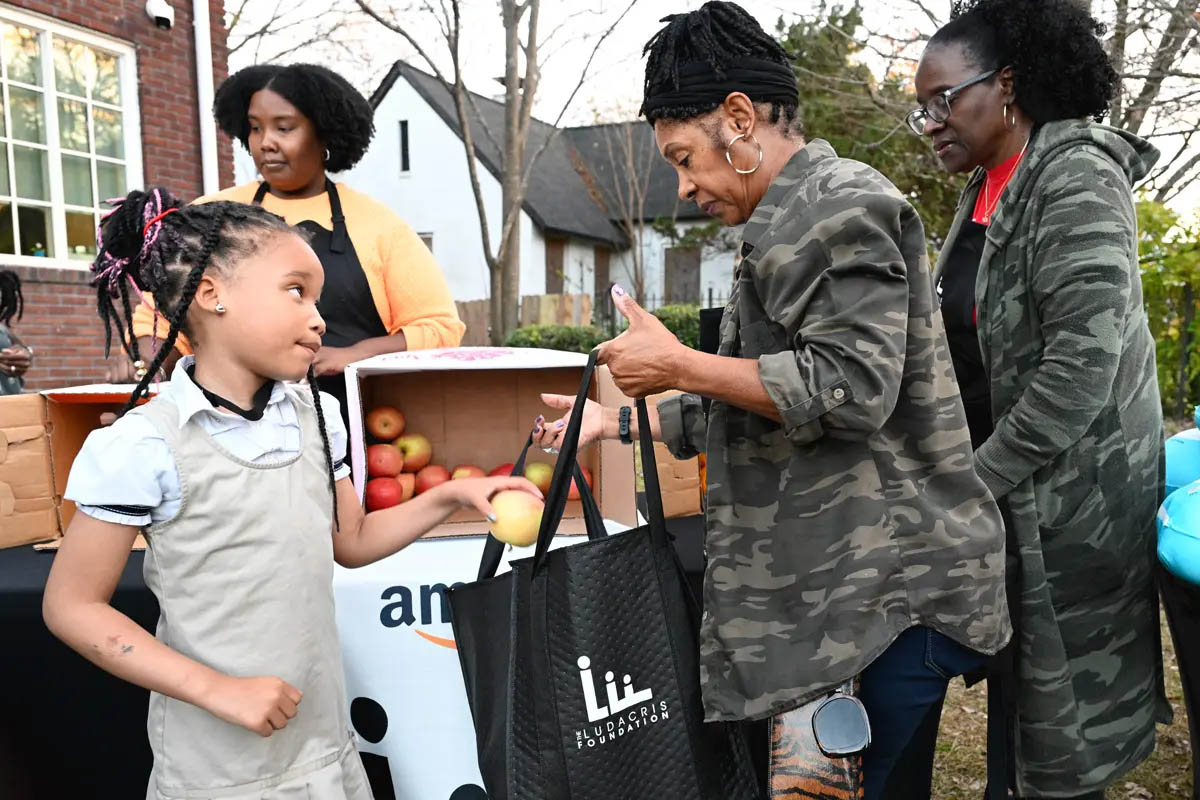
933, 121, 1171, 796
658, 140, 1011, 722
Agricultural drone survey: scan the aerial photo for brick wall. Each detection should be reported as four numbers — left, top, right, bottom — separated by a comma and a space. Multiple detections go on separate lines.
6, 264, 106, 388
2, 0, 233, 390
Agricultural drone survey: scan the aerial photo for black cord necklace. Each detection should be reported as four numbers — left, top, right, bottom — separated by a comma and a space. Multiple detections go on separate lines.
185, 364, 275, 421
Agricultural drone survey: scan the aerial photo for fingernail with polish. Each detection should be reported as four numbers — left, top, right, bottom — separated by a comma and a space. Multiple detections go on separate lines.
555, 420, 565, 429
613, 284, 626, 297
488, 513, 497, 523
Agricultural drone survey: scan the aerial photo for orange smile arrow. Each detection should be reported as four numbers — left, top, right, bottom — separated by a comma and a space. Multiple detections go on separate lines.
414, 629, 458, 650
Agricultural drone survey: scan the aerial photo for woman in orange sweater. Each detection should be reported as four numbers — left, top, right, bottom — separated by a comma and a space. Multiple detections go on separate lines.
116, 64, 464, 423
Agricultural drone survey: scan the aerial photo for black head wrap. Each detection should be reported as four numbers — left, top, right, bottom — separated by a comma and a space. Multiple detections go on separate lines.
640, 57, 798, 117
639, 3, 798, 120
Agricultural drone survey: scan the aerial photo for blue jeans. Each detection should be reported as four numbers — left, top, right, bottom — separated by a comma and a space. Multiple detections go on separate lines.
859, 626, 988, 799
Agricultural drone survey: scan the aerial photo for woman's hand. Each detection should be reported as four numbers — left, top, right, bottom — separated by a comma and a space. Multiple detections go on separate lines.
0, 345, 31, 378
105, 356, 138, 383
445, 476, 544, 521
533, 395, 611, 452
596, 286, 687, 397
311, 344, 363, 377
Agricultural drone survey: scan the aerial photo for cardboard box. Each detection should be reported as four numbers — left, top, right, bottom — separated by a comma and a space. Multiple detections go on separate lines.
646, 390, 704, 520
0, 385, 146, 549
344, 347, 637, 538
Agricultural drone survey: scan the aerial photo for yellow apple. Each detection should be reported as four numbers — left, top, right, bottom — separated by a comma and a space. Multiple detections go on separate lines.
524, 462, 554, 494
489, 490, 544, 547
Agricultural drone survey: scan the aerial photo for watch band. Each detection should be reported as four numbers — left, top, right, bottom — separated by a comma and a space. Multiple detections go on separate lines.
618, 406, 632, 445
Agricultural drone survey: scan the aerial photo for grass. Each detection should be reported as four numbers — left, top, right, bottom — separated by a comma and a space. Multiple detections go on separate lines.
931, 610, 1193, 799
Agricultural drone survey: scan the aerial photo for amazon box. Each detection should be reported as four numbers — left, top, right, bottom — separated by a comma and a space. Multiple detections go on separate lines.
344, 347, 637, 538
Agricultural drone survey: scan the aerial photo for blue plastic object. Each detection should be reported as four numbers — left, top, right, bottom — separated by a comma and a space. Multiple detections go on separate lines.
1166, 424, 1200, 495
1159, 480, 1200, 586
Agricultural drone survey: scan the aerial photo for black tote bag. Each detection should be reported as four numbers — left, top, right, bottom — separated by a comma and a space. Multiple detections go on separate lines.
448, 351, 761, 800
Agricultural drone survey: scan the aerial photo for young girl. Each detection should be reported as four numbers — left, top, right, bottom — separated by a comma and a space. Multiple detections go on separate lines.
42, 188, 538, 800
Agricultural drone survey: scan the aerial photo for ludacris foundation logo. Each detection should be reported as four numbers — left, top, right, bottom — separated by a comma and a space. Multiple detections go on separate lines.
573, 656, 669, 750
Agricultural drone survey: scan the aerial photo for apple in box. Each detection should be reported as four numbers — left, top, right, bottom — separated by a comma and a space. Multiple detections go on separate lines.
415, 464, 451, 495
452, 464, 486, 480
524, 462, 553, 494
397, 473, 416, 502
489, 463, 514, 477
394, 433, 433, 472
366, 444, 404, 477
568, 466, 593, 501
366, 406, 405, 440
366, 477, 405, 511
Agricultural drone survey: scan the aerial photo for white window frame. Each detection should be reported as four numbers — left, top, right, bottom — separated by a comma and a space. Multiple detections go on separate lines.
0, 6, 143, 269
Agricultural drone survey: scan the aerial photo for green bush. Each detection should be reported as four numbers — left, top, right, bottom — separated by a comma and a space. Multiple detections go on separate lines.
1138, 201, 1200, 421
505, 324, 607, 354
654, 304, 701, 350
507, 305, 702, 354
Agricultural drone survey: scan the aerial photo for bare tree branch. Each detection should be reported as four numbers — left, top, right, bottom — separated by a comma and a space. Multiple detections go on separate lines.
519, 0, 641, 191
1155, 150, 1200, 201
1111, 0, 1131, 123
1123, 0, 1200, 133
356, 0, 499, 276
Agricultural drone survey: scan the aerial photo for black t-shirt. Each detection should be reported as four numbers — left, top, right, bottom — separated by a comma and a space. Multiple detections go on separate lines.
937, 221, 993, 450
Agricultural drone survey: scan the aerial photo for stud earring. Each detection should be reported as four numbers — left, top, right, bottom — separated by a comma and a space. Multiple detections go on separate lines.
215, 302, 226, 314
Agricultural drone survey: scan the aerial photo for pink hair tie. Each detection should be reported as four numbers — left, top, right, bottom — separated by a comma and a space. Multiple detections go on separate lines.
142, 207, 178, 237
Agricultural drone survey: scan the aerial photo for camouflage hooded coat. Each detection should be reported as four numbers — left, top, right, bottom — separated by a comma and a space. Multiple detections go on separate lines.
933, 120, 1171, 796
657, 139, 1011, 724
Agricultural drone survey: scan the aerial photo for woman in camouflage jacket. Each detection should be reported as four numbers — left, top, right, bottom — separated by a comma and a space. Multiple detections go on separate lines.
534, 3, 1011, 797
912, 1, 1171, 797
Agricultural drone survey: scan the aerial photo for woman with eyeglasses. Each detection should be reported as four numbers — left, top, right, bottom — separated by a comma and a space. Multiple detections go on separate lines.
912, 1, 1169, 798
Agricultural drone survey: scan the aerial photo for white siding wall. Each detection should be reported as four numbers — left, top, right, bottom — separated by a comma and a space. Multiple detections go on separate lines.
609, 220, 736, 306
336, 76, 541, 302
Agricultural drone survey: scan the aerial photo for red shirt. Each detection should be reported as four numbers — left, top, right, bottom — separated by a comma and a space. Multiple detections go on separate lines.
972, 147, 1026, 225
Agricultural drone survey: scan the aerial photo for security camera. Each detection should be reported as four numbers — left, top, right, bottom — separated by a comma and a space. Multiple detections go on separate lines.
145, 0, 175, 30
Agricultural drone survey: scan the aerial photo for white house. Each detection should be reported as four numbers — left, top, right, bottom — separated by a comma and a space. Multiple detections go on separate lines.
339, 61, 737, 314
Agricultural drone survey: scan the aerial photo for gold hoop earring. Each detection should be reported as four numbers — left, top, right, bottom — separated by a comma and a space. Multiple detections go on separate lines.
725, 133, 763, 175
1003, 103, 1017, 131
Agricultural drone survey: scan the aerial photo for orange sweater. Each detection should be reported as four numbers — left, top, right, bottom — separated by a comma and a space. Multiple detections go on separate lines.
131, 182, 465, 354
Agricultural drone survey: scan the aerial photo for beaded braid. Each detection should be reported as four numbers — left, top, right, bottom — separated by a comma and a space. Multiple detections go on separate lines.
0, 269, 23, 326
117, 275, 140, 367
307, 365, 340, 531
641, 1, 801, 131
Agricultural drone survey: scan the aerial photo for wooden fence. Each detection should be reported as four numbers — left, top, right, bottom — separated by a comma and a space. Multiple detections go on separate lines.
455, 293, 594, 346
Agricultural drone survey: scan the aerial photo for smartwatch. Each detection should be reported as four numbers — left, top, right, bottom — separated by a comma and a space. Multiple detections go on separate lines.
618, 406, 632, 445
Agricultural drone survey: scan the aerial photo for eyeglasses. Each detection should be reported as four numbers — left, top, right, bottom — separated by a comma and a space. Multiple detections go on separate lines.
906, 69, 999, 136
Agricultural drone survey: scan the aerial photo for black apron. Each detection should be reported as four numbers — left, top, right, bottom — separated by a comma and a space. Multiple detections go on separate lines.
252, 180, 388, 429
